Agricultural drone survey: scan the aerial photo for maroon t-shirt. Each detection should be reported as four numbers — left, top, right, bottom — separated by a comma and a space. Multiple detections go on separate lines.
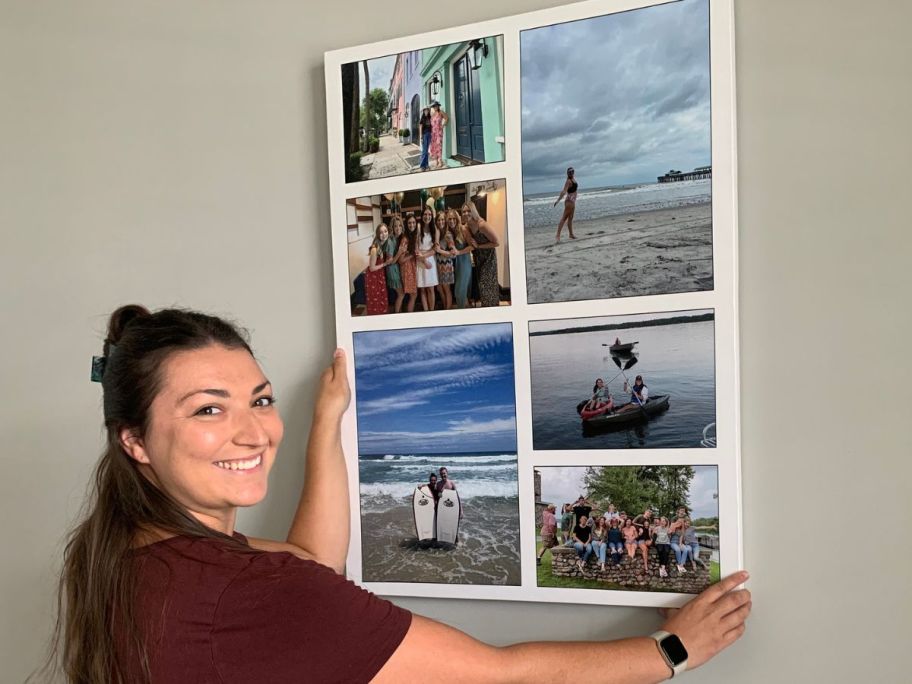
124, 535, 411, 683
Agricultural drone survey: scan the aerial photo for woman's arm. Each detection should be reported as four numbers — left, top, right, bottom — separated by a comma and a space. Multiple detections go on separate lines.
554, 179, 570, 206
374, 572, 750, 683
284, 350, 352, 573
367, 247, 385, 272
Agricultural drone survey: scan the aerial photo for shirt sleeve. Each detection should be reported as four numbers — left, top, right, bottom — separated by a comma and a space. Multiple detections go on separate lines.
212, 551, 412, 684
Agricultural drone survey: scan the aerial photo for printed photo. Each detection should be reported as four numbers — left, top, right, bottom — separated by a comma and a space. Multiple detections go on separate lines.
534, 465, 720, 594
529, 310, 716, 449
521, 0, 713, 303
341, 36, 505, 183
347, 179, 510, 316
353, 323, 520, 585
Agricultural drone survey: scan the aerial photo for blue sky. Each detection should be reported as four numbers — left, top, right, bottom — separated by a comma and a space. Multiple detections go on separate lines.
353, 323, 517, 455
520, 0, 710, 194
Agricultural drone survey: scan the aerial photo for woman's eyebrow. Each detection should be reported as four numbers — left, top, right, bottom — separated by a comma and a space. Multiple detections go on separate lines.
177, 380, 271, 405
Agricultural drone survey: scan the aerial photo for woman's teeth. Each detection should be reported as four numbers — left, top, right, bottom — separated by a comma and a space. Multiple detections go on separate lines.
214, 455, 262, 471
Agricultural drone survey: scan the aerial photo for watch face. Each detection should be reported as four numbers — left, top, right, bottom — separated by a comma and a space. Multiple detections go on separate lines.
661, 634, 688, 664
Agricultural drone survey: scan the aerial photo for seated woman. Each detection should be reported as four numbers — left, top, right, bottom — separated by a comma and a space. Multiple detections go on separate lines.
622, 518, 639, 560
572, 514, 594, 571
591, 516, 610, 571
47, 305, 750, 683
606, 517, 625, 564
584, 377, 614, 413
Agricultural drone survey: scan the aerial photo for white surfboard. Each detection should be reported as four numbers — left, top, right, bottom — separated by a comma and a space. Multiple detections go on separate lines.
412, 486, 436, 541
435, 489, 460, 544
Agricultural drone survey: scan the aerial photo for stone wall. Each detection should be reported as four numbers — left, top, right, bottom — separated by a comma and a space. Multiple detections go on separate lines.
549, 545, 711, 594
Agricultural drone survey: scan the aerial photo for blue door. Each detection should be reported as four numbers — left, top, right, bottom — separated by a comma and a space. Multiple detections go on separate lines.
453, 54, 485, 162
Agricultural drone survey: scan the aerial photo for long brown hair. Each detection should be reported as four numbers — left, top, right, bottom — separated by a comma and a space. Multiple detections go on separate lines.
39, 305, 254, 683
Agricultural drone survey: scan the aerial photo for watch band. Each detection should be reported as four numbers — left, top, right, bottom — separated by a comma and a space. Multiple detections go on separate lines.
650, 630, 688, 678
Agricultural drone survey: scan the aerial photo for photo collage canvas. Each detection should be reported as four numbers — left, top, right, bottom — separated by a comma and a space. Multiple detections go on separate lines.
325, 0, 740, 607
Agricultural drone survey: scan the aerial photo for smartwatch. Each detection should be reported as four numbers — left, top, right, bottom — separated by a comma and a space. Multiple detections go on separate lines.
650, 630, 688, 678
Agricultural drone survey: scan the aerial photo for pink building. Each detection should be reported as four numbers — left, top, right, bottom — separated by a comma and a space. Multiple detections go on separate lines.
388, 54, 405, 133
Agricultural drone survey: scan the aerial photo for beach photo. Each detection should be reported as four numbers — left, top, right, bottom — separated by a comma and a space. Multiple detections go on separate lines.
353, 323, 520, 585
529, 310, 716, 449
347, 179, 510, 316
535, 465, 720, 594
341, 36, 505, 183
520, 0, 713, 303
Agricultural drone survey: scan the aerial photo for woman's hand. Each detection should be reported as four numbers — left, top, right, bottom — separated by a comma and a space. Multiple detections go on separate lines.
314, 349, 351, 422
660, 571, 751, 671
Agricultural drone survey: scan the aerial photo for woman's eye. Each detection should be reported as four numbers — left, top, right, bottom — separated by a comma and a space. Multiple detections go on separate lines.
195, 406, 223, 416
253, 395, 276, 408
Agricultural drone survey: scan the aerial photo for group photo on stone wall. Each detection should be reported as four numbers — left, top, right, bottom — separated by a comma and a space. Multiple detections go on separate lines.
340, 36, 505, 183
534, 465, 720, 594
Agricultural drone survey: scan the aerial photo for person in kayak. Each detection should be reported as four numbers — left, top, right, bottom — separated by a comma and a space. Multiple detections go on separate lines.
583, 377, 614, 413
619, 375, 649, 412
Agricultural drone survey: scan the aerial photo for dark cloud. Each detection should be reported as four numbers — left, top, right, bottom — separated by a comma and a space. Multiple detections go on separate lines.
521, 0, 710, 193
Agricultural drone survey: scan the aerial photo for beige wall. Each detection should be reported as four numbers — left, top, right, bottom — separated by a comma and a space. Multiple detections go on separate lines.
1, 1, 909, 681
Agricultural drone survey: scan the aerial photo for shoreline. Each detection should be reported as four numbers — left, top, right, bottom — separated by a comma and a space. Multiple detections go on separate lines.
524, 202, 713, 303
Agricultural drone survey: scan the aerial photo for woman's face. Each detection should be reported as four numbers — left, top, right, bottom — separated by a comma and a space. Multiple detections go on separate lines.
595, 378, 604, 387
378, 224, 389, 241
460, 206, 471, 222
407, 216, 416, 230
430, 475, 437, 485
567, 168, 574, 178
392, 219, 403, 236
578, 516, 588, 527
447, 214, 459, 230
124, 345, 284, 532
423, 209, 433, 225
435, 212, 446, 229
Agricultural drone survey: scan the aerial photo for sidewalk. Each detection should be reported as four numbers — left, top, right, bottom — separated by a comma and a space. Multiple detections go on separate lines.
361, 134, 421, 179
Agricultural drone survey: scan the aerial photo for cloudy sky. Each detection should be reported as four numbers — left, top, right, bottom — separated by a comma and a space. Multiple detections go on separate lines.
358, 55, 397, 98
520, 0, 710, 194
539, 465, 718, 519
353, 323, 517, 454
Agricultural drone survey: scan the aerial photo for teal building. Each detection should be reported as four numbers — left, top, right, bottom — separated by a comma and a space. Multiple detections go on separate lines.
420, 36, 505, 167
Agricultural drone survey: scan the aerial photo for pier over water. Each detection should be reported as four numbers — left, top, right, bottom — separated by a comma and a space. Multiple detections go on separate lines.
658, 165, 712, 183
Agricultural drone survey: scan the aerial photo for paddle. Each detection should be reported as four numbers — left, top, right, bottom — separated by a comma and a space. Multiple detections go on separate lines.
612, 359, 649, 418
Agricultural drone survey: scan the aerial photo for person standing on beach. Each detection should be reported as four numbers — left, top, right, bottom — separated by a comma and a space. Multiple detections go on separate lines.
553, 166, 579, 243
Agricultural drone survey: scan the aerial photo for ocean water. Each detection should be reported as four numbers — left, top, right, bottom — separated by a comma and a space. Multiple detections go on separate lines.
523, 178, 712, 229
359, 452, 521, 585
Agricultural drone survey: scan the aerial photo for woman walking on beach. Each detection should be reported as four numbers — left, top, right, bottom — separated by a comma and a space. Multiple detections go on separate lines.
434, 209, 455, 310
416, 208, 439, 311
385, 215, 405, 313
364, 224, 390, 316
553, 166, 579, 243
399, 213, 419, 312
429, 101, 449, 170
450, 208, 474, 308
461, 201, 500, 307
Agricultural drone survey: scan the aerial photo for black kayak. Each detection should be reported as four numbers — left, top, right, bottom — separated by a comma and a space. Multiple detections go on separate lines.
609, 342, 637, 354
576, 394, 670, 430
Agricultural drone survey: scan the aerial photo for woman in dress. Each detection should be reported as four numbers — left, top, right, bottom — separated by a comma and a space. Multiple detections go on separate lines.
623, 518, 639, 561
449, 208, 474, 309
553, 166, 579, 243
591, 516, 610, 571
386, 215, 405, 313
364, 223, 389, 316
48, 305, 750, 682
398, 212, 419, 312
429, 101, 449, 170
416, 207, 439, 311
434, 209, 455, 310
461, 201, 500, 308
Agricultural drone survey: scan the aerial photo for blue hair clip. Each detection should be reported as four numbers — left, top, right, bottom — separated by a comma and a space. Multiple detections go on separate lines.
90, 356, 107, 382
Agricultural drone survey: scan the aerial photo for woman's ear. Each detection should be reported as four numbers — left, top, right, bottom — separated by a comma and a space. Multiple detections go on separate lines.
119, 428, 151, 464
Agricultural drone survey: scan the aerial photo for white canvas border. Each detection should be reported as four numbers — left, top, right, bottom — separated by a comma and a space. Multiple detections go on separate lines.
324, 0, 740, 608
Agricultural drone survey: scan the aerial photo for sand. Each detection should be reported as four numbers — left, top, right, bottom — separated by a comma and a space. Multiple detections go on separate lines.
524, 202, 713, 303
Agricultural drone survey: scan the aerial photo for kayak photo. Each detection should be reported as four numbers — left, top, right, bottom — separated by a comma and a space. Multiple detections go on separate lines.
534, 465, 720, 594
520, 0, 713, 304
528, 310, 716, 449
353, 323, 521, 585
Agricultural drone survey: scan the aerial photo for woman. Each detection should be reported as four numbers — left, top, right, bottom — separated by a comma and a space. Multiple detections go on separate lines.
429, 101, 449, 170
682, 518, 707, 571
386, 215, 405, 313
591, 516, 609, 571
365, 223, 390, 315
670, 508, 689, 574
462, 201, 500, 308
572, 514, 593, 572
416, 207, 439, 311
399, 212, 419, 312
418, 106, 432, 171
653, 517, 673, 578
623, 518, 639, 560
552, 166, 579, 243
48, 305, 750, 682
606, 517, 625, 564
536, 503, 558, 566
450, 207, 474, 308
434, 209, 455, 310
636, 517, 653, 573
619, 375, 650, 413
584, 377, 614, 413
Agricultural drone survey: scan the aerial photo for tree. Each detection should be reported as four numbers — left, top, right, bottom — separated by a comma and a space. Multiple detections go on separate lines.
583, 465, 695, 517
361, 88, 390, 140
341, 62, 359, 156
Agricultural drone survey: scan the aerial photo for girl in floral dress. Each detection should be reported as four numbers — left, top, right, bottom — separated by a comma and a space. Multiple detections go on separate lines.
364, 224, 389, 316
399, 213, 419, 312
434, 209, 455, 310
430, 102, 449, 169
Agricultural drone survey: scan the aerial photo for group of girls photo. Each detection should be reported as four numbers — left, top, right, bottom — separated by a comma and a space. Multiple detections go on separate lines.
540, 501, 714, 580
360, 201, 503, 315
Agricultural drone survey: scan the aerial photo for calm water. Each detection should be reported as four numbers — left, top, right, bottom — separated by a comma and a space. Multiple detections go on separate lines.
523, 178, 712, 229
530, 320, 716, 449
